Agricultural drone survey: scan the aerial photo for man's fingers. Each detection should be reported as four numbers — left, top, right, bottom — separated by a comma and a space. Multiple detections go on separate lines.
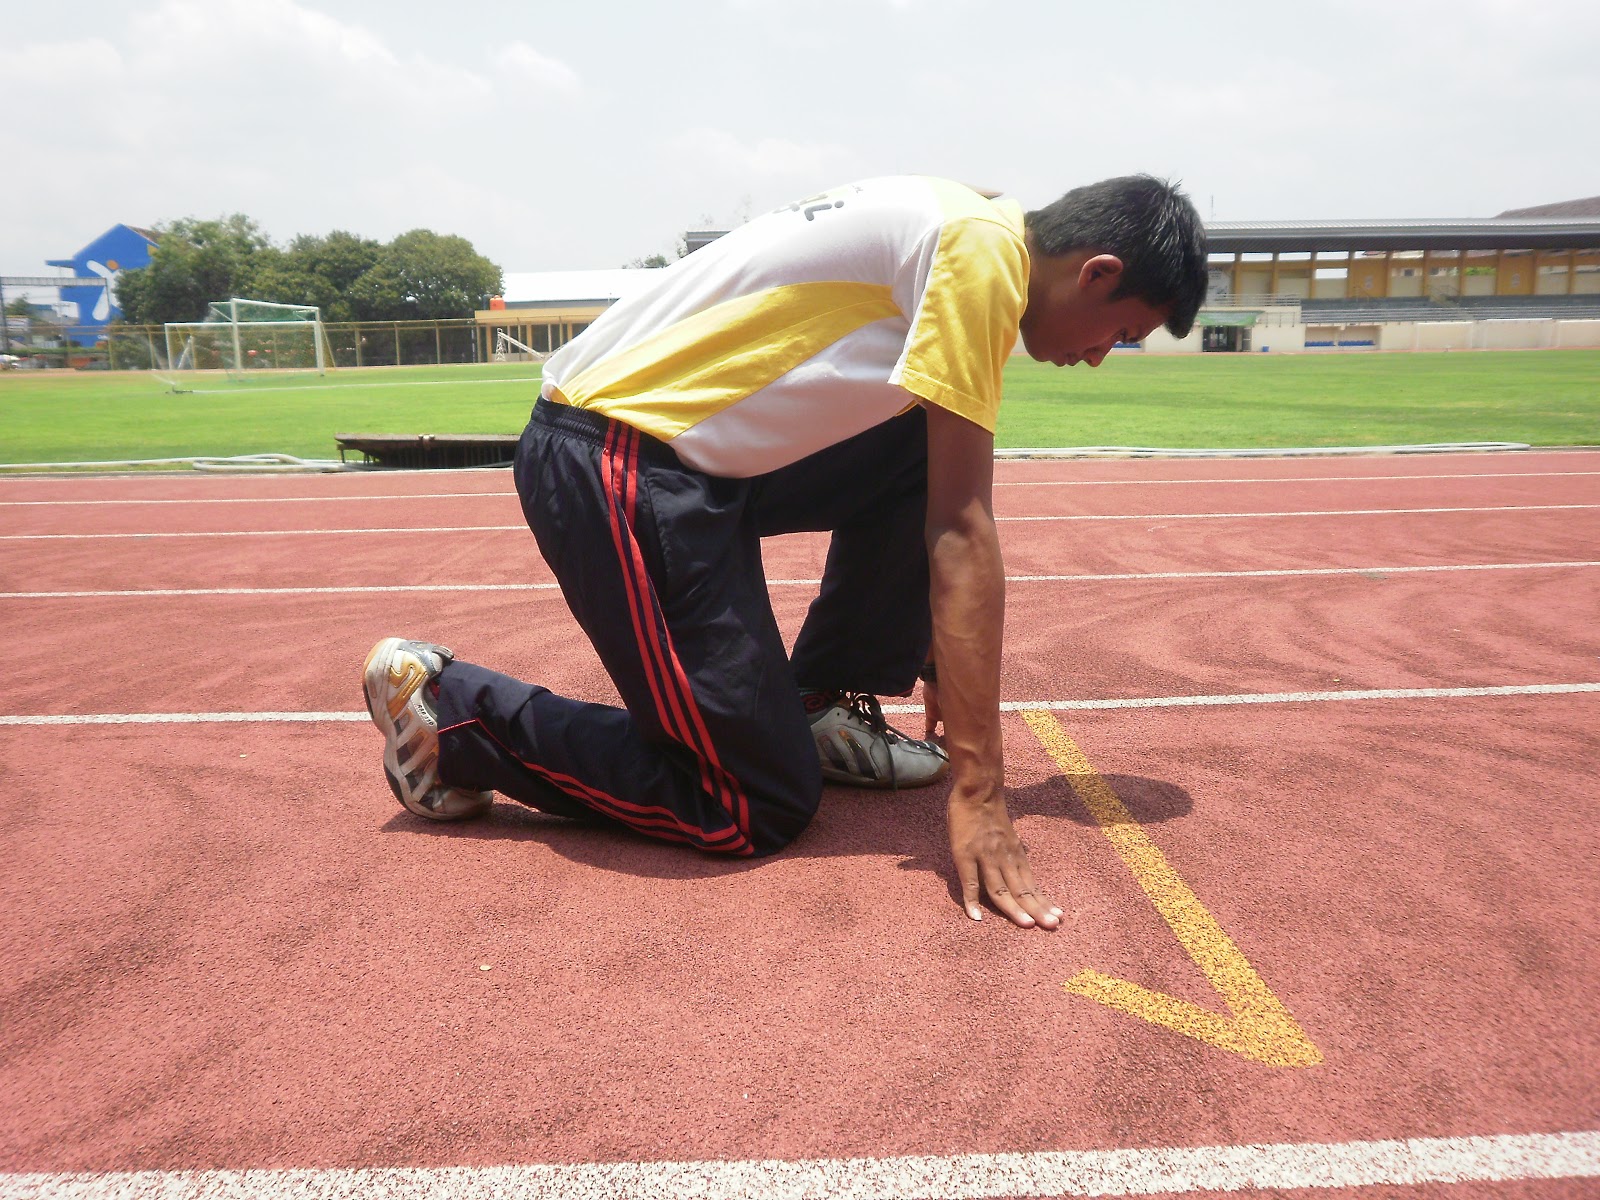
978, 858, 1036, 928
972, 845, 1061, 930
958, 858, 984, 921
948, 794, 1063, 928
1003, 856, 1061, 929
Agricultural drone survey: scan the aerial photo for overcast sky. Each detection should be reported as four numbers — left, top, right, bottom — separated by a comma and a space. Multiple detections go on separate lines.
5, 0, 1596, 287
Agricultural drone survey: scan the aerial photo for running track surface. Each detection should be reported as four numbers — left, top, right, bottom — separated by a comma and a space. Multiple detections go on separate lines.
2, 452, 1597, 1199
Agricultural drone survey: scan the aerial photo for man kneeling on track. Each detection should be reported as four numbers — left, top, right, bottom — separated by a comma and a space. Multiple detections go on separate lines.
363, 173, 1207, 928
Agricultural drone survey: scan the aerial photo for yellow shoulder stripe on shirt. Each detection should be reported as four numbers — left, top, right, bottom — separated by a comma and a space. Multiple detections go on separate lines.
551, 281, 902, 440
896, 191, 1028, 435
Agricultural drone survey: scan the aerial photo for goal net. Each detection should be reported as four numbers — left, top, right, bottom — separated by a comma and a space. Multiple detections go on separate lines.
164, 298, 333, 379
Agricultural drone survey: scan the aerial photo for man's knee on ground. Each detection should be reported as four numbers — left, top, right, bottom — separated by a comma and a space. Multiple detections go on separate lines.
737, 753, 824, 857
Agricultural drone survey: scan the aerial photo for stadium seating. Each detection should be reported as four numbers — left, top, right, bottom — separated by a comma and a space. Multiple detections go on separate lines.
1300, 295, 1600, 323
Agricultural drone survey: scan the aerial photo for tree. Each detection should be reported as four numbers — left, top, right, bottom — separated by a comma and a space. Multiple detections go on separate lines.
624, 254, 671, 269
113, 217, 502, 325
115, 215, 272, 325
253, 231, 383, 321
349, 229, 502, 321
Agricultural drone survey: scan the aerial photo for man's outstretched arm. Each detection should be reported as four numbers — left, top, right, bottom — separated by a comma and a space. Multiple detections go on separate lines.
923, 401, 1061, 929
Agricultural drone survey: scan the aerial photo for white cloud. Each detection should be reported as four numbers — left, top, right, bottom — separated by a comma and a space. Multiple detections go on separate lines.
137, 0, 399, 70
0, 35, 122, 84
5, 0, 1599, 279
124, 0, 491, 115
664, 128, 848, 180
0, 0, 584, 279
493, 42, 581, 93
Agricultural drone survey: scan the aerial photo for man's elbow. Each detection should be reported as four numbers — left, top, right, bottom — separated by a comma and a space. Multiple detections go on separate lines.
925, 508, 1001, 568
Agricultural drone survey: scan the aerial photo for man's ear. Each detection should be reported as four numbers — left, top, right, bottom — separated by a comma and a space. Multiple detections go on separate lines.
1076, 254, 1125, 293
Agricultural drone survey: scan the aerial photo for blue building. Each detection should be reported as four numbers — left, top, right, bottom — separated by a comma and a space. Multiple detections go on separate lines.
46, 224, 158, 345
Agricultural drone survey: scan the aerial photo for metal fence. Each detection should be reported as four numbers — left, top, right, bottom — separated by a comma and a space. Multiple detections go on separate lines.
4, 318, 490, 371
324, 319, 484, 368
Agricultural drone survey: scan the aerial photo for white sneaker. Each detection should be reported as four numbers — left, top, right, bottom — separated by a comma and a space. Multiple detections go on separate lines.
361, 638, 493, 821
809, 692, 949, 789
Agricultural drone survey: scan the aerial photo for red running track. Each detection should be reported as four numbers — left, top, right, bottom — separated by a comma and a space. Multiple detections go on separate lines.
1, 451, 1597, 1197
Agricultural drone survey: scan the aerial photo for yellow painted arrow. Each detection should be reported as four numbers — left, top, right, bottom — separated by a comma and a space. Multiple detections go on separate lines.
1022, 711, 1322, 1068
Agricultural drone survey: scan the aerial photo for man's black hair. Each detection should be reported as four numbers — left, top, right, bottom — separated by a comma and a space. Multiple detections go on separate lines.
1025, 175, 1208, 338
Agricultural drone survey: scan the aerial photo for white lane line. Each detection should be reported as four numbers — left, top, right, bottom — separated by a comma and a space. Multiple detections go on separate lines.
965, 683, 1600, 714
0, 493, 513, 507
1, 1129, 1596, 1199
5, 505, 1598, 540
5, 561, 1598, 600
148, 374, 541, 396
7, 684, 1596, 726
0, 525, 527, 540
4, 469, 1596, 506
996, 470, 1600, 488
995, 504, 1599, 522
0, 584, 566, 598
3, 712, 369, 725
1004, 560, 1600, 582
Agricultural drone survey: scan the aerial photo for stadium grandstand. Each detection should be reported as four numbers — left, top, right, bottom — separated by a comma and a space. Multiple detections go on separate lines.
476, 201, 1600, 358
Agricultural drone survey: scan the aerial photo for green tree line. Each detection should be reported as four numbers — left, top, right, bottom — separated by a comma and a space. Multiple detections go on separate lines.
115, 215, 504, 325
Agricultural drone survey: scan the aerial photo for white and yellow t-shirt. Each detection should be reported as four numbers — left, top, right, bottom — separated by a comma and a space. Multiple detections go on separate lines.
540, 175, 1029, 477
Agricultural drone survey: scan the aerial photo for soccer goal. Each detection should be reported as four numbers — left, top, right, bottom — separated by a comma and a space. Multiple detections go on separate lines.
164, 298, 333, 379
493, 328, 549, 362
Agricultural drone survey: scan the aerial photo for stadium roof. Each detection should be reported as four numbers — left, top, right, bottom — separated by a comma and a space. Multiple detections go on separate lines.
1497, 197, 1600, 219
1204, 217, 1600, 254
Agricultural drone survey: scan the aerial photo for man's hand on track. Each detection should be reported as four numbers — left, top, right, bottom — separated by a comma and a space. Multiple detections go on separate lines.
948, 788, 1061, 929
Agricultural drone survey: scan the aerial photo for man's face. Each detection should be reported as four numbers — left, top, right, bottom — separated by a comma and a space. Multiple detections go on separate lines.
1019, 252, 1169, 368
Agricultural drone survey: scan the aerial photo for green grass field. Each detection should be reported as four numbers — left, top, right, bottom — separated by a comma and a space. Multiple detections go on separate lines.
1, 351, 1596, 467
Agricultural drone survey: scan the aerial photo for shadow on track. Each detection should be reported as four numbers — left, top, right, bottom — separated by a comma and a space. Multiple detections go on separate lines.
380, 771, 1193, 892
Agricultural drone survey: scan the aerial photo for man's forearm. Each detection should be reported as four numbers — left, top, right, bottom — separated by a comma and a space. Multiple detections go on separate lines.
920, 402, 1057, 927
926, 513, 1005, 789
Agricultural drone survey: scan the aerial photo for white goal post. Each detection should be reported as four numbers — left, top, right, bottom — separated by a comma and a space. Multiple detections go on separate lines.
493, 328, 549, 362
165, 298, 333, 376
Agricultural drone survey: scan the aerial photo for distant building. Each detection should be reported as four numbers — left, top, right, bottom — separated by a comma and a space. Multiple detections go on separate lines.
46, 224, 158, 345
1497, 197, 1600, 219
683, 229, 728, 255
474, 229, 731, 358
475, 206, 1600, 359
476, 268, 666, 357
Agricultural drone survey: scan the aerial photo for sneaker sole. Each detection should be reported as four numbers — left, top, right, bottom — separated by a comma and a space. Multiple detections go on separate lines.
819, 758, 950, 789
362, 638, 490, 821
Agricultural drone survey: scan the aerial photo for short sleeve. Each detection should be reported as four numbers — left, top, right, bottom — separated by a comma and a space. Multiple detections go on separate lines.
892, 215, 1029, 433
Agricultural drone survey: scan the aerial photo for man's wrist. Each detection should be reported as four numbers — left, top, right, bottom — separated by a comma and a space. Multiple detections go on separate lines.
947, 772, 1006, 808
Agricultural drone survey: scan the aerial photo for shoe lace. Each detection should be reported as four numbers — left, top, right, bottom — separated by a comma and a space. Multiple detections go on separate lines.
837, 692, 948, 788
843, 692, 945, 756
842, 692, 902, 740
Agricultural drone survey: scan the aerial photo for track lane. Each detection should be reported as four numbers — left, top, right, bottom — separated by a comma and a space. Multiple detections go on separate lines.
2, 699, 1595, 1174
5, 475, 1599, 536
5, 509, 1599, 594
4, 451, 1599, 1190
3, 570, 1597, 718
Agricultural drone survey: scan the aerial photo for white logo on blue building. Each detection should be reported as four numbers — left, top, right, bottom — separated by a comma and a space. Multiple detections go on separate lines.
46, 224, 158, 345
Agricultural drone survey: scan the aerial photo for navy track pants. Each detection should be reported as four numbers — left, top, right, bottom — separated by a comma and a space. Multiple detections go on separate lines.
435, 398, 931, 856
